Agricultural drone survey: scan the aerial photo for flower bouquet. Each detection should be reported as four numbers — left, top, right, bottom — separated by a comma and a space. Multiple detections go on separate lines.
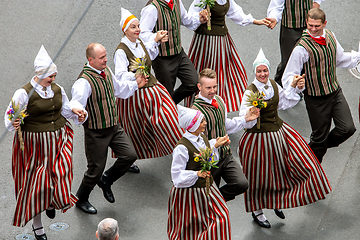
7, 99, 28, 151
195, 0, 215, 31
194, 147, 219, 195
129, 57, 150, 87
245, 90, 267, 129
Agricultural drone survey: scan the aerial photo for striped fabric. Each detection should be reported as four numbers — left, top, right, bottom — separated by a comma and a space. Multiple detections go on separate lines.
185, 33, 248, 112
81, 65, 118, 129
167, 183, 231, 240
152, 0, 181, 56
298, 30, 338, 96
116, 83, 183, 159
281, 0, 312, 28
238, 122, 332, 212
192, 95, 230, 158
12, 121, 77, 227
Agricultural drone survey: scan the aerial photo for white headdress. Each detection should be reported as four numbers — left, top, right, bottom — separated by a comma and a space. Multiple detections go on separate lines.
253, 48, 270, 74
177, 105, 204, 133
34, 45, 57, 79
120, 8, 138, 33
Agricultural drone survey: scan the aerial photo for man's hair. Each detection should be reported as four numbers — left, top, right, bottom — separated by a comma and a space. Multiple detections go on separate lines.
97, 218, 119, 240
86, 43, 103, 60
306, 8, 326, 23
198, 68, 216, 85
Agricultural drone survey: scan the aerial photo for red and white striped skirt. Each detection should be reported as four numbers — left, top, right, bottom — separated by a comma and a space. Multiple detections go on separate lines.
167, 183, 231, 240
238, 122, 332, 212
12, 121, 77, 227
185, 33, 248, 112
117, 83, 184, 159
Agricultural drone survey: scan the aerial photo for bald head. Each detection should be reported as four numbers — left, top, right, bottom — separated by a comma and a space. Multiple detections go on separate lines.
86, 43, 108, 71
96, 218, 119, 240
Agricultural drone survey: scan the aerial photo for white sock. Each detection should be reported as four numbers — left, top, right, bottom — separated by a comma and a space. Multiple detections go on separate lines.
33, 214, 45, 235
130, 163, 137, 167
253, 209, 267, 221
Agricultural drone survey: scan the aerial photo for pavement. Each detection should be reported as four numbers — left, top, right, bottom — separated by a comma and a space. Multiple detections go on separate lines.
0, 0, 359, 239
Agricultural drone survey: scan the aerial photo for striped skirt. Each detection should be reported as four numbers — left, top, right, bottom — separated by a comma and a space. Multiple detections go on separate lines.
12, 121, 77, 227
238, 122, 332, 212
167, 183, 231, 240
117, 83, 184, 159
185, 33, 248, 112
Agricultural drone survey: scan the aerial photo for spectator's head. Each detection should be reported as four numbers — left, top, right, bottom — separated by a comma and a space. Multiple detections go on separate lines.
96, 218, 119, 240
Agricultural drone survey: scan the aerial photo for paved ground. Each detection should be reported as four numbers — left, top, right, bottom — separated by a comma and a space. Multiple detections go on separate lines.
0, 0, 359, 239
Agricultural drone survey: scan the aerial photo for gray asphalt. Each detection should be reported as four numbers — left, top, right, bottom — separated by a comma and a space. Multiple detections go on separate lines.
0, 0, 359, 239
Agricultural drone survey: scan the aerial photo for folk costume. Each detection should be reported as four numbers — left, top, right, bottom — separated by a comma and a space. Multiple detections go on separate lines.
114, 8, 183, 160
4, 46, 78, 235
168, 106, 231, 240
238, 49, 332, 227
267, 0, 325, 86
186, 0, 255, 112
192, 92, 248, 201
282, 29, 360, 162
140, 0, 201, 104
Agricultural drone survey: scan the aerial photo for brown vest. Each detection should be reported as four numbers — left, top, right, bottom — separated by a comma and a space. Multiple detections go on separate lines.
21, 82, 66, 132
176, 134, 214, 188
195, 1, 229, 36
246, 80, 283, 133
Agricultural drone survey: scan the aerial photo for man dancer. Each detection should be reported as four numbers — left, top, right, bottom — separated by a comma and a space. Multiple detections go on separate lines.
140, 0, 207, 104
282, 8, 360, 163
192, 68, 259, 201
266, 0, 325, 86
69, 43, 147, 214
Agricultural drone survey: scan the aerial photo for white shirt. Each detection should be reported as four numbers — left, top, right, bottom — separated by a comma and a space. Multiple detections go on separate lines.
267, 0, 325, 23
140, 0, 201, 43
282, 30, 360, 92
189, 0, 255, 26
68, 63, 138, 125
114, 36, 159, 82
171, 131, 219, 188
197, 93, 247, 134
4, 77, 78, 131
239, 78, 301, 129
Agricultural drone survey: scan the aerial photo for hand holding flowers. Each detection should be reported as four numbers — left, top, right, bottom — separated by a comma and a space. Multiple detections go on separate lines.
7, 99, 28, 150
245, 90, 267, 129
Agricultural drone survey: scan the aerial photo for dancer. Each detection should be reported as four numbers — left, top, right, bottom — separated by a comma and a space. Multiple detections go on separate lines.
140, 0, 208, 104
282, 8, 360, 163
69, 43, 147, 214
186, 0, 269, 112
168, 105, 231, 240
4, 45, 83, 239
238, 48, 332, 228
113, 8, 183, 167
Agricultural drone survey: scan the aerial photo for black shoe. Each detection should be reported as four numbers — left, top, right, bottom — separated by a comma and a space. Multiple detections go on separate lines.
32, 225, 47, 240
97, 175, 115, 203
76, 200, 97, 214
45, 208, 55, 219
252, 212, 271, 228
128, 165, 140, 173
274, 209, 285, 219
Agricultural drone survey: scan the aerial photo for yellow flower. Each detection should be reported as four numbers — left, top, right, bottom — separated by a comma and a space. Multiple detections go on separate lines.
22, 113, 26, 118
194, 157, 199, 162
140, 66, 145, 69
262, 92, 265, 96
263, 102, 267, 108
136, 58, 140, 63
211, 160, 214, 164
252, 101, 258, 107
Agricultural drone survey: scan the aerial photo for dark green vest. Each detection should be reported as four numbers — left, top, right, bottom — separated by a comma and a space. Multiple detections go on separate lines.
281, 0, 312, 28
115, 39, 157, 88
195, 1, 229, 36
246, 80, 283, 133
176, 134, 214, 188
22, 82, 66, 132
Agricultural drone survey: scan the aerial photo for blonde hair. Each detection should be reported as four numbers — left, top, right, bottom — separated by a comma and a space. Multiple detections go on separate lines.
198, 68, 216, 84
306, 8, 326, 23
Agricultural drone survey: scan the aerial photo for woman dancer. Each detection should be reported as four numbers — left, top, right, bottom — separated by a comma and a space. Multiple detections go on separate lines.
185, 0, 269, 112
4, 46, 84, 239
238, 49, 332, 228
113, 8, 183, 166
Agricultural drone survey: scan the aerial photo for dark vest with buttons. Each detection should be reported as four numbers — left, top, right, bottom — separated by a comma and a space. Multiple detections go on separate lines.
21, 82, 66, 132
245, 79, 283, 133
195, 1, 229, 36
176, 134, 214, 188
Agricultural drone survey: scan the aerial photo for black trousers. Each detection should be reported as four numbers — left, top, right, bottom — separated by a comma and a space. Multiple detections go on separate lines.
211, 153, 248, 201
152, 48, 198, 104
304, 88, 356, 163
81, 124, 137, 189
274, 25, 305, 86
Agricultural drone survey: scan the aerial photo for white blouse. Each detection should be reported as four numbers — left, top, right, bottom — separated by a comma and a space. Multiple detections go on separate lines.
171, 131, 219, 188
4, 77, 78, 131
